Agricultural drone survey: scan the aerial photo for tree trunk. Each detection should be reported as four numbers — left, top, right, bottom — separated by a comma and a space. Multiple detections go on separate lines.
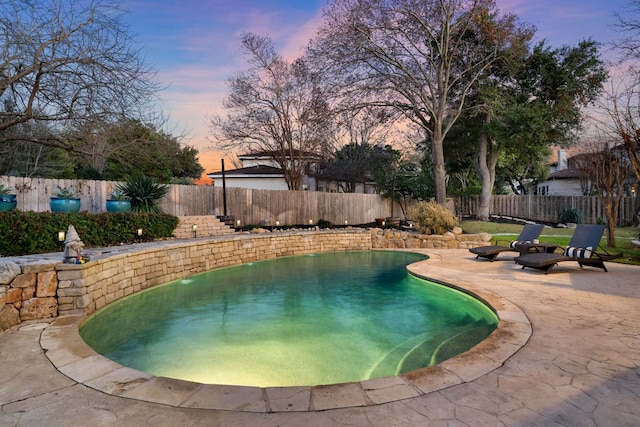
431, 125, 447, 205
474, 129, 499, 221
604, 201, 616, 247
604, 193, 622, 247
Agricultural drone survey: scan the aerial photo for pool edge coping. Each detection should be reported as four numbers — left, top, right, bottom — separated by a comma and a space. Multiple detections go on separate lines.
38, 251, 532, 413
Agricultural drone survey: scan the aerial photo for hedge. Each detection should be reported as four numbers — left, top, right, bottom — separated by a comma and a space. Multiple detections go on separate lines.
0, 211, 179, 257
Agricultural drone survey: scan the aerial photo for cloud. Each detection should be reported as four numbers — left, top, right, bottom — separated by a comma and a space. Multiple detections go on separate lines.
143, 1, 326, 157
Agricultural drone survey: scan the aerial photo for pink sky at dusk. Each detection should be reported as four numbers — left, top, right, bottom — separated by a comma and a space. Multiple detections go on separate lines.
120, 0, 632, 181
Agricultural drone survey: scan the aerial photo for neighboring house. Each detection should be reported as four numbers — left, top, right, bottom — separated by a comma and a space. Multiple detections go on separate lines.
208, 150, 380, 193
536, 168, 586, 196
537, 147, 638, 196
207, 150, 319, 191
537, 149, 586, 196
207, 165, 290, 190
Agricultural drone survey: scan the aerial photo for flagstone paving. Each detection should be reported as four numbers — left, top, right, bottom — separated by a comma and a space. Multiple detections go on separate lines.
1, 248, 639, 426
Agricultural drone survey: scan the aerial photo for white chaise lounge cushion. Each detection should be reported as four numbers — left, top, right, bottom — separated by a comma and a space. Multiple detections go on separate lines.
509, 240, 530, 249
563, 246, 593, 259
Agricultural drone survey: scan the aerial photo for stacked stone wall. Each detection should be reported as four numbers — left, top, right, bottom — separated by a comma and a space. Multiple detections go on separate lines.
370, 227, 491, 249
66, 231, 373, 316
0, 230, 372, 330
173, 215, 235, 239
0, 261, 59, 330
0, 228, 491, 331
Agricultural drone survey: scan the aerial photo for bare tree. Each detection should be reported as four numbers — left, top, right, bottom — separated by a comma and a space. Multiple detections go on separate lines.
209, 33, 333, 190
573, 138, 632, 247
596, 78, 640, 225
601, 78, 640, 183
314, 107, 392, 192
308, 0, 521, 205
613, 0, 640, 61
0, 0, 159, 148
0, 105, 73, 176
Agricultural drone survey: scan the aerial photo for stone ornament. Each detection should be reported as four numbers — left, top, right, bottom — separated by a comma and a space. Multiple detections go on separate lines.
63, 225, 86, 263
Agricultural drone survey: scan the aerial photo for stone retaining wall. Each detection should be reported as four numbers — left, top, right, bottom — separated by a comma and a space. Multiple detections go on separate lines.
0, 230, 371, 330
0, 228, 491, 331
0, 261, 59, 329
371, 227, 491, 249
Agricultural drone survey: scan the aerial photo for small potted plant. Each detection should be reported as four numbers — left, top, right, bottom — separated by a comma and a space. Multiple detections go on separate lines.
50, 186, 81, 213
0, 183, 17, 212
106, 189, 131, 213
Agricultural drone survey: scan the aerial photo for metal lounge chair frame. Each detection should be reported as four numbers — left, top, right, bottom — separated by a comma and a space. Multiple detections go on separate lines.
513, 224, 621, 273
469, 223, 545, 262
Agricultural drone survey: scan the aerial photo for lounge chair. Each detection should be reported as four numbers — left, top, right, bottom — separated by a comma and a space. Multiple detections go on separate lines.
469, 223, 545, 261
514, 224, 621, 273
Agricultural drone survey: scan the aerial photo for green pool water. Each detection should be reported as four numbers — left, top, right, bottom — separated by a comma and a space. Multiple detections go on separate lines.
80, 251, 498, 387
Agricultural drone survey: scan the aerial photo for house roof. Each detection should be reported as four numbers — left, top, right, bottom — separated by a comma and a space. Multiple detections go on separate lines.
238, 149, 322, 160
547, 168, 584, 180
207, 165, 283, 178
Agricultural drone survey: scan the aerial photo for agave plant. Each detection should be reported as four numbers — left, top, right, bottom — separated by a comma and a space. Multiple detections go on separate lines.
116, 173, 169, 213
0, 183, 12, 195
108, 189, 129, 201
54, 187, 77, 198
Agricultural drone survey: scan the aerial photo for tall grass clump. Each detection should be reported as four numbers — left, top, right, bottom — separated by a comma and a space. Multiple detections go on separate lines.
407, 201, 458, 235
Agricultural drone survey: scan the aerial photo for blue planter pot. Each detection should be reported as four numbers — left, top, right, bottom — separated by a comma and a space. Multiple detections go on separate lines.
0, 194, 17, 212
106, 200, 131, 213
50, 197, 81, 213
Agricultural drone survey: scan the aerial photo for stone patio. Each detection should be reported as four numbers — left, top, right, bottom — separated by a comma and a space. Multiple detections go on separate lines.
1, 248, 638, 426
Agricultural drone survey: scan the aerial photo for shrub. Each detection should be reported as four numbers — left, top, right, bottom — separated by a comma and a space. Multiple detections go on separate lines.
407, 201, 458, 235
558, 208, 584, 224
0, 211, 178, 256
317, 218, 332, 229
239, 224, 260, 231
171, 177, 195, 185
116, 173, 169, 213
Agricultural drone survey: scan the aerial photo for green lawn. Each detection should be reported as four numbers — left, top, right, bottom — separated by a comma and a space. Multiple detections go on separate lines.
460, 220, 640, 266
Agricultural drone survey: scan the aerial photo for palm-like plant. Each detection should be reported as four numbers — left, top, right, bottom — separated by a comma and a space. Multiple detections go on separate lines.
116, 173, 169, 213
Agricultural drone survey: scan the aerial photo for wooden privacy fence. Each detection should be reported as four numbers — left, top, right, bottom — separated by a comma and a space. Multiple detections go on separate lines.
455, 195, 639, 226
220, 187, 394, 226
0, 176, 216, 216
0, 176, 395, 225
4, 176, 638, 227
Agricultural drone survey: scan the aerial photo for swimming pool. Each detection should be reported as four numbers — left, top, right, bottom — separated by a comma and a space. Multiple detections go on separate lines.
80, 251, 498, 387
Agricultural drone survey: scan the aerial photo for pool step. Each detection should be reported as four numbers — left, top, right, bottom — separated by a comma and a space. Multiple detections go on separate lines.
367, 322, 494, 379
366, 332, 435, 379
429, 325, 495, 365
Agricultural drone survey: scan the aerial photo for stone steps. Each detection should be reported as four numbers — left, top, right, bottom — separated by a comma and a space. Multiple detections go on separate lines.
174, 215, 236, 239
